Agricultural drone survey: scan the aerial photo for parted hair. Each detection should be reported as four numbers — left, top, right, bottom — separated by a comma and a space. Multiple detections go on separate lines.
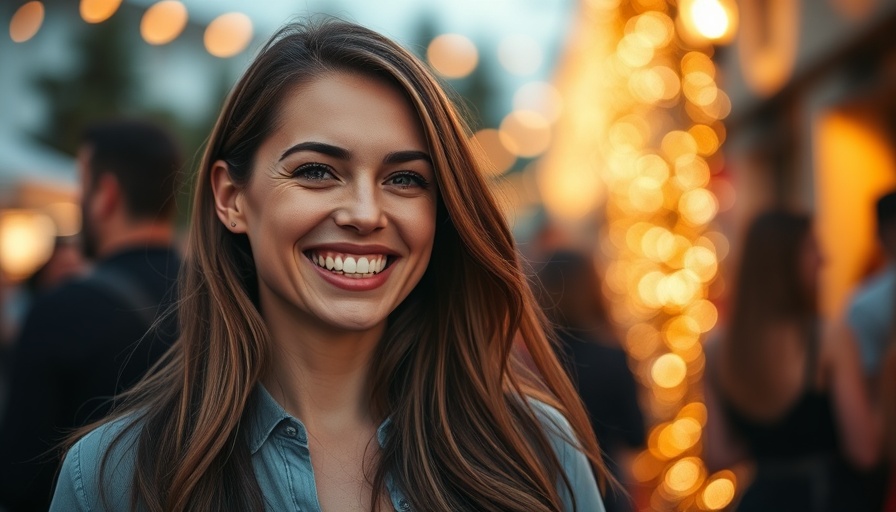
74, 17, 607, 511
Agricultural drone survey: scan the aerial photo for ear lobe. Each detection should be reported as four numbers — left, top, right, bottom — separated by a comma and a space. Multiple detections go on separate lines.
210, 160, 247, 233
94, 174, 120, 219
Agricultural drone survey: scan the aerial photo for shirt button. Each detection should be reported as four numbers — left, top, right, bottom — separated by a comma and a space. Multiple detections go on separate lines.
399, 499, 410, 510
284, 426, 298, 437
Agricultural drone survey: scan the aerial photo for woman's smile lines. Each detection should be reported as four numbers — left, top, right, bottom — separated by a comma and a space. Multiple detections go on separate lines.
308, 251, 389, 277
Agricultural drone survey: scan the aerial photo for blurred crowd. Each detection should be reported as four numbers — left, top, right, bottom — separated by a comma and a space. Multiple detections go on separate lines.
0, 125, 895, 511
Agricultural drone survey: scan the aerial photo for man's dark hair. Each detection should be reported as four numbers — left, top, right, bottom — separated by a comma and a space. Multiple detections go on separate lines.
82, 119, 182, 220
876, 190, 896, 229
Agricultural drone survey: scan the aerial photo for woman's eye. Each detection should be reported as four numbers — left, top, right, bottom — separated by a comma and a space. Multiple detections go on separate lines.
293, 163, 334, 181
386, 171, 428, 189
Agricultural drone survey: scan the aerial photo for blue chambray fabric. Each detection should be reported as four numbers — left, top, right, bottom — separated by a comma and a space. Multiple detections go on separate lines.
50, 386, 605, 511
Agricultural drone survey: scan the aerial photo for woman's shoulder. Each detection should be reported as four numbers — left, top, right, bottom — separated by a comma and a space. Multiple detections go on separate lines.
526, 398, 607, 512
50, 415, 143, 511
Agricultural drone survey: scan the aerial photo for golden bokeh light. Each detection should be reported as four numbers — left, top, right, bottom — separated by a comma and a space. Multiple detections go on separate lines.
617, 33, 655, 68
632, 11, 675, 48
80, 0, 122, 24
546, 0, 728, 506
470, 129, 516, 176
427, 34, 478, 79
499, 110, 552, 158
652, 353, 687, 388
140, 1, 188, 46
700, 471, 737, 510
680, 188, 719, 225
663, 457, 706, 496
664, 315, 701, 351
204, 12, 253, 58
688, 124, 720, 155
678, 0, 738, 44
10, 1, 44, 43
0, 210, 57, 281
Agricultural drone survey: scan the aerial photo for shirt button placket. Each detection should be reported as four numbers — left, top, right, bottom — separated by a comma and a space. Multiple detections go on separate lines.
284, 425, 298, 437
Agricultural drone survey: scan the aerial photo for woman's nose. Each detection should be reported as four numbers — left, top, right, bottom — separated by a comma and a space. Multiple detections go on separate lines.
332, 181, 388, 235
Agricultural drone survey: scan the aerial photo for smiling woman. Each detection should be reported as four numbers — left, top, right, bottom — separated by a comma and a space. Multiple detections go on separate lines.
50, 17, 609, 512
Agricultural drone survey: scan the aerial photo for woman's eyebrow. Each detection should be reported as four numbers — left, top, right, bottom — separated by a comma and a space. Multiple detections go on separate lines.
383, 150, 432, 165
279, 141, 351, 162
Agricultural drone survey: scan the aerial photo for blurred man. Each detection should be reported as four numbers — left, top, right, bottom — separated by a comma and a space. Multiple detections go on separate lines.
848, 190, 896, 394
0, 119, 183, 511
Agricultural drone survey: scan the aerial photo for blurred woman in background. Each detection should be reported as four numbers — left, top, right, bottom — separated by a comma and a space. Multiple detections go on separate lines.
535, 249, 646, 512
704, 210, 881, 511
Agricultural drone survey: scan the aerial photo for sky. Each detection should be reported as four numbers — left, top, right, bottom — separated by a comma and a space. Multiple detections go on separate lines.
0, 0, 578, 185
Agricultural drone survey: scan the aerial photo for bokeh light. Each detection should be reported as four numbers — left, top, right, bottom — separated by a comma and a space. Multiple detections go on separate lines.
204, 12, 253, 58
10, 2, 44, 43
427, 34, 478, 79
499, 110, 552, 158
140, 1, 188, 46
470, 129, 516, 176
0, 210, 57, 281
80, 0, 122, 24
652, 353, 688, 388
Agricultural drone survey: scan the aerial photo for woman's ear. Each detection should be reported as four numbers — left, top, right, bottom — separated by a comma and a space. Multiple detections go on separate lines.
210, 160, 247, 233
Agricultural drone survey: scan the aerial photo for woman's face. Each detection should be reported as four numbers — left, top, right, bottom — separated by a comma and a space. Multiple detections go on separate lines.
221, 71, 437, 336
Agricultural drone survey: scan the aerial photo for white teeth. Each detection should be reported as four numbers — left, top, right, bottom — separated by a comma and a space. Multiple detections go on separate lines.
309, 251, 389, 277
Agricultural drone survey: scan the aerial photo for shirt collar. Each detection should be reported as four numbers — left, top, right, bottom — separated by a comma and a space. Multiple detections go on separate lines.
247, 384, 393, 454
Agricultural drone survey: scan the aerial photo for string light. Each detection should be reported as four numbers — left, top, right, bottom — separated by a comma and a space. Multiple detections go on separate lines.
537, 0, 732, 507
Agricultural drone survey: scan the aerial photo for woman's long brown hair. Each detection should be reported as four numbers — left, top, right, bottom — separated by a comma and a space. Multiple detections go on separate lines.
71, 17, 608, 511
721, 210, 816, 409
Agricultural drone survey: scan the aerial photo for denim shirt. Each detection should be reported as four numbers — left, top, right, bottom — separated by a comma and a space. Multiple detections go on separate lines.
51, 386, 605, 511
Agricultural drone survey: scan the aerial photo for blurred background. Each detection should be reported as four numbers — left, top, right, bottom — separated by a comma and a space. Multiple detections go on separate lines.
2, 0, 896, 510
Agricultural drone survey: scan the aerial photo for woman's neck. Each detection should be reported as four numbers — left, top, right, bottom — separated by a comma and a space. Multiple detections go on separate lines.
263, 319, 385, 433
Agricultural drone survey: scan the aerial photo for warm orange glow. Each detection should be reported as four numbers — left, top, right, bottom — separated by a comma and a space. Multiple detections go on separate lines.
679, 188, 718, 226
662, 130, 698, 160
663, 457, 705, 495
80, 0, 122, 23
674, 154, 711, 191
0, 210, 57, 281
814, 112, 896, 317
657, 417, 702, 458
140, 1, 188, 45
652, 353, 687, 388
44, 202, 81, 237
689, 124, 720, 155
10, 2, 44, 43
700, 471, 737, 510
427, 34, 478, 79
204, 12, 253, 58
617, 33, 655, 68
499, 111, 552, 158
632, 11, 675, 48
738, 0, 799, 96
686, 299, 718, 333
664, 315, 701, 351
470, 129, 516, 176
536, 158, 604, 221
